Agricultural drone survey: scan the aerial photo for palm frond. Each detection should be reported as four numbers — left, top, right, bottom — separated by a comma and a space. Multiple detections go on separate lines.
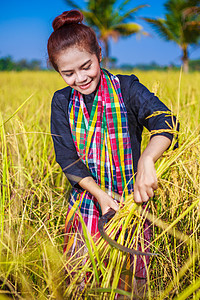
81, 10, 104, 31
183, 21, 200, 43
142, 17, 178, 43
116, 5, 149, 23
117, 0, 132, 11
114, 22, 142, 36
99, 29, 120, 41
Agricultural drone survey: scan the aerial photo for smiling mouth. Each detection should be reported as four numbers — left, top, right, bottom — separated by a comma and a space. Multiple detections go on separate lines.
78, 80, 92, 89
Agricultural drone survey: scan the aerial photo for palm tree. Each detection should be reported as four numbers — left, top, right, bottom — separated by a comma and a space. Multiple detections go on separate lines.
142, 0, 200, 72
65, 0, 148, 67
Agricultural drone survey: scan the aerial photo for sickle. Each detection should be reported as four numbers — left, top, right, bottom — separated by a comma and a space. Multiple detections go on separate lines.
98, 208, 156, 256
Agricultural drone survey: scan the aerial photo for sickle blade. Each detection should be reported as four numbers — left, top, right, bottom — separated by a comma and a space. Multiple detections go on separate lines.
98, 208, 157, 256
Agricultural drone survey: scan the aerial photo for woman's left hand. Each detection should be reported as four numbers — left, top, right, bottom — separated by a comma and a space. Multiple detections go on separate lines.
133, 135, 172, 203
134, 155, 158, 203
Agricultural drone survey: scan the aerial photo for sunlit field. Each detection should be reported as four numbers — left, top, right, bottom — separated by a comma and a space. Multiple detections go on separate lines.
0, 70, 200, 299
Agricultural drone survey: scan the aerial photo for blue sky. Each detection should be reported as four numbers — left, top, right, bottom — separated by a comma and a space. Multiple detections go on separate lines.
0, 0, 199, 67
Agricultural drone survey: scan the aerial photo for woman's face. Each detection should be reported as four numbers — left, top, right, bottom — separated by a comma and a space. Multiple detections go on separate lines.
56, 46, 101, 95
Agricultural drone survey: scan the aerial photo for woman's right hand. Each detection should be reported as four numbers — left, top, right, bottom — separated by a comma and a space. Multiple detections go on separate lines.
78, 176, 119, 215
96, 191, 119, 215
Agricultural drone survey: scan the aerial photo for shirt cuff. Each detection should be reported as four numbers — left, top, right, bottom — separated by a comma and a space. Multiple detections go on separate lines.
63, 163, 93, 193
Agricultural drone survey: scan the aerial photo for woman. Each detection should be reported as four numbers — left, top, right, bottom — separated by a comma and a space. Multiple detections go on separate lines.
48, 9, 177, 296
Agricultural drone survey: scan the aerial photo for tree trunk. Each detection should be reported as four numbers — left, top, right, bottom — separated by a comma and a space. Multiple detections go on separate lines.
182, 45, 189, 73
103, 38, 110, 69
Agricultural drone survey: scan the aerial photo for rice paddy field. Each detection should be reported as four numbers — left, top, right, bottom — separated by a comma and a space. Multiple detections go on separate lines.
0, 70, 199, 299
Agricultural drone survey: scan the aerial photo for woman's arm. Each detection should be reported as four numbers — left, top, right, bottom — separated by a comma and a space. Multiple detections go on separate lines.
78, 176, 119, 215
134, 135, 171, 203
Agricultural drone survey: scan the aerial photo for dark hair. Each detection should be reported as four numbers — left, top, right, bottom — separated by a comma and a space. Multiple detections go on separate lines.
47, 10, 101, 71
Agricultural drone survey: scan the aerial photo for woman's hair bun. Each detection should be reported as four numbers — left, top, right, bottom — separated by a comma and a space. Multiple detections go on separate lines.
52, 10, 84, 31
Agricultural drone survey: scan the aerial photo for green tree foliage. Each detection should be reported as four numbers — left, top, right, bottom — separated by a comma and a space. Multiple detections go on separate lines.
65, 0, 148, 67
0, 56, 16, 71
142, 0, 200, 72
189, 58, 200, 70
0, 56, 42, 71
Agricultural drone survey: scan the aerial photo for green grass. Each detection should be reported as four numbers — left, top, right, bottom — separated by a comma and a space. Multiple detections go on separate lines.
0, 70, 199, 299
